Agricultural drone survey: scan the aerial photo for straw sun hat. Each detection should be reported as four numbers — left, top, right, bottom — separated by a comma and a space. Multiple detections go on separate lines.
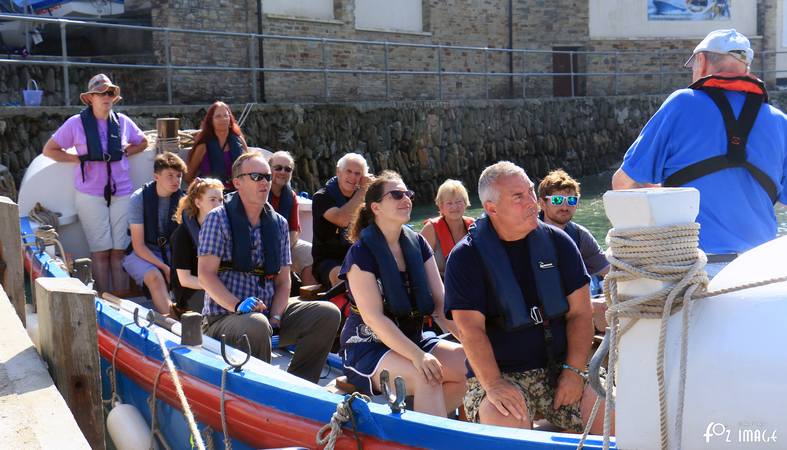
79, 73, 122, 106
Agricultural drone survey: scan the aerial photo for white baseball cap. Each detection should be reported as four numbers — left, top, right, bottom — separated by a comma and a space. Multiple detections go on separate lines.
684, 29, 754, 68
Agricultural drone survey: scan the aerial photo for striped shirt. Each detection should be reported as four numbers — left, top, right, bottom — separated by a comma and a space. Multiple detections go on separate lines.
198, 205, 291, 316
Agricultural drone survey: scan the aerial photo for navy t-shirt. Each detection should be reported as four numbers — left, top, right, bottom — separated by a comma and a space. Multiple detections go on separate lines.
338, 232, 434, 345
444, 225, 589, 377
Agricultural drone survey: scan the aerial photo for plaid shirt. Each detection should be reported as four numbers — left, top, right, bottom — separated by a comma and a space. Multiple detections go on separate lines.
198, 205, 291, 316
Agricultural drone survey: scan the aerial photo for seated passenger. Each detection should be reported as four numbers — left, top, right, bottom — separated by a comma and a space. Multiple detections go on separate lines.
445, 161, 611, 433
268, 150, 317, 286
42, 73, 148, 295
170, 177, 224, 317
185, 101, 248, 189
420, 179, 475, 276
123, 152, 187, 314
340, 170, 465, 416
311, 153, 371, 287
198, 152, 340, 383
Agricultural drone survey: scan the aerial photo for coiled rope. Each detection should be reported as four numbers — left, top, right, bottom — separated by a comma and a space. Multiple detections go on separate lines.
316, 392, 370, 450
600, 223, 787, 450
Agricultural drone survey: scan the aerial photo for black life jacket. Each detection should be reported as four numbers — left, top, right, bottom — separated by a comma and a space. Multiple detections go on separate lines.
181, 210, 201, 247
359, 223, 434, 318
468, 215, 570, 332
273, 183, 294, 223
205, 134, 243, 182
141, 181, 184, 261
79, 108, 124, 206
663, 73, 778, 204
222, 192, 281, 278
325, 176, 349, 207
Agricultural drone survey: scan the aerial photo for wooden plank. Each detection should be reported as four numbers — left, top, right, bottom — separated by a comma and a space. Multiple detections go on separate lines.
0, 196, 24, 326
35, 277, 105, 450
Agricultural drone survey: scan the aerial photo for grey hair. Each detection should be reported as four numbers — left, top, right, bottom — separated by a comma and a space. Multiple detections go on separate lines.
478, 161, 528, 204
269, 150, 294, 165
336, 152, 368, 173
701, 51, 749, 72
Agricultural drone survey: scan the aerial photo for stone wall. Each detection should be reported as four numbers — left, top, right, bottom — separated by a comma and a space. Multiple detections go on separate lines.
0, 94, 674, 201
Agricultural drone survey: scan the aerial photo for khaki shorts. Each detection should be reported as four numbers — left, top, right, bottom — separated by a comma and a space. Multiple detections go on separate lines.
463, 368, 584, 432
75, 190, 131, 252
291, 239, 313, 274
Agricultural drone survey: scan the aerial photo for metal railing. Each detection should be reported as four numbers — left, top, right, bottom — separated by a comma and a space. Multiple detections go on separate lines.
0, 13, 776, 105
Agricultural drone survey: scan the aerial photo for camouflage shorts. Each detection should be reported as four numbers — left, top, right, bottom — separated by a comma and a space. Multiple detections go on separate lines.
463, 368, 584, 432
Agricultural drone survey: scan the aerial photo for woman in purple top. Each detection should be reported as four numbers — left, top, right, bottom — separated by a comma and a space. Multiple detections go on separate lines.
185, 101, 248, 190
42, 74, 148, 295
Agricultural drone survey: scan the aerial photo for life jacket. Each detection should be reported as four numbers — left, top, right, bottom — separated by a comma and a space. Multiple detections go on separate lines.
79, 108, 124, 206
141, 181, 184, 263
426, 215, 475, 258
359, 223, 434, 319
222, 192, 281, 278
273, 183, 294, 223
181, 210, 200, 247
325, 176, 349, 208
205, 134, 243, 182
468, 215, 569, 331
663, 73, 778, 204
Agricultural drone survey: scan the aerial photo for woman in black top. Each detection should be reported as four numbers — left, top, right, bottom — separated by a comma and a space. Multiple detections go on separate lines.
170, 177, 224, 317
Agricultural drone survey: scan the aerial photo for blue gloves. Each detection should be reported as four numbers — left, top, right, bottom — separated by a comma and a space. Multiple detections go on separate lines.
235, 297, 259, 314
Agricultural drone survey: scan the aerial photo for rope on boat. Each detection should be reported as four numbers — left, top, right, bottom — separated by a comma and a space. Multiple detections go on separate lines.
105, 321, 134, 408
149, 330, 206, 450
601, 223, 787, 450
316, 392, 370, 450
219, 367, 233, 450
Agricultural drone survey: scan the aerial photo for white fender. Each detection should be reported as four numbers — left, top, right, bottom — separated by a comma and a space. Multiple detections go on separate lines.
106, 403, 157, 450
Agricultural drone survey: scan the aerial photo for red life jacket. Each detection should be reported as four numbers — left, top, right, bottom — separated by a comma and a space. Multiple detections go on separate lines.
425, 216, 475, 257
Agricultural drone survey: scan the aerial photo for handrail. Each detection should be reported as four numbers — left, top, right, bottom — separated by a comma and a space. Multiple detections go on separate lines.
3, 12, 777, 105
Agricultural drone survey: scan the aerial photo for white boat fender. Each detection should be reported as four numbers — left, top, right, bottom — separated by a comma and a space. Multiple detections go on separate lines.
107, 402, 157, 450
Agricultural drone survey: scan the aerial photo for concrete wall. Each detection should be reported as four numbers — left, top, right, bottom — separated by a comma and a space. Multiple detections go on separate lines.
0, 95, 676, 200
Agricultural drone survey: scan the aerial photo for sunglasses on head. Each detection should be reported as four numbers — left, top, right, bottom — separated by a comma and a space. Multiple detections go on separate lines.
236, 172, 272, 182
272, 165, 293, 173
94, 89, 117, 97
545, 195, 579, 206
380, 189, 415, 201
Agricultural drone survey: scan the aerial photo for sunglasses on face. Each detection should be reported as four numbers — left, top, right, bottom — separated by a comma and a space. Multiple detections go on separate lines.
545, 195, 579, 206
93, 89, 117, 97
272, 165, 293, 173
236, 172, 272, 182
380, 189, 415, 201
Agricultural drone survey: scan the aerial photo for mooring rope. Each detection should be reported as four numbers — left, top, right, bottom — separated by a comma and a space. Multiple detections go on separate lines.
600, 223, 787, 450
316, 392, 370, 450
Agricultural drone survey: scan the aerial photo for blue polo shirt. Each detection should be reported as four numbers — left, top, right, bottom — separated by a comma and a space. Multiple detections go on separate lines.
622, 88, 787, 254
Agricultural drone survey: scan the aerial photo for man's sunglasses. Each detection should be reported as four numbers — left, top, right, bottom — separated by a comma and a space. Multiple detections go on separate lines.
544, 195, 579, 206
272, 165, 293, 173
380, 189, 415, 201
236, 172, 272, 182
93, 89, 117, 97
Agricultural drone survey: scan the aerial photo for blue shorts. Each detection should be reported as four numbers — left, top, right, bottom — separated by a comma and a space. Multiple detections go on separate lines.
122, 247, 169, 286
342, 332, 441, 395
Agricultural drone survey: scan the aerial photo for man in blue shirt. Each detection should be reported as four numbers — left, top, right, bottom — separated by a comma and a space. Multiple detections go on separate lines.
445, 161, 609, 433
613, 29, 787, 274
198, 152, 340, 383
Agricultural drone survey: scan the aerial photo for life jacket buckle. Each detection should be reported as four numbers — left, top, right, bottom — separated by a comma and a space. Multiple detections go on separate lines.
530, 306, 543, 325
157, 236, 168, 248
538, 261, 554, 269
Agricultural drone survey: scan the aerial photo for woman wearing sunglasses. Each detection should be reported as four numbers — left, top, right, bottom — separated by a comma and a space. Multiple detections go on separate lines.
185, 101, 249, 189
420, 179, 475, 277
339, 171, 466, 417
42, 73, 148, 296
169, 177, 225, 317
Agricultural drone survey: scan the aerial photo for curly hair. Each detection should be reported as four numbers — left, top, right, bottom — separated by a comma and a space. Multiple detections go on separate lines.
347, 170, 402, 243
173, 177, 224, 223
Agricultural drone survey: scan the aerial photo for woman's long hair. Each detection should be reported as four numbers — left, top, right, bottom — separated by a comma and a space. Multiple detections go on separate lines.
193, 101, 243, 148
173, 177, 225, 224
347, 170, 402, 242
